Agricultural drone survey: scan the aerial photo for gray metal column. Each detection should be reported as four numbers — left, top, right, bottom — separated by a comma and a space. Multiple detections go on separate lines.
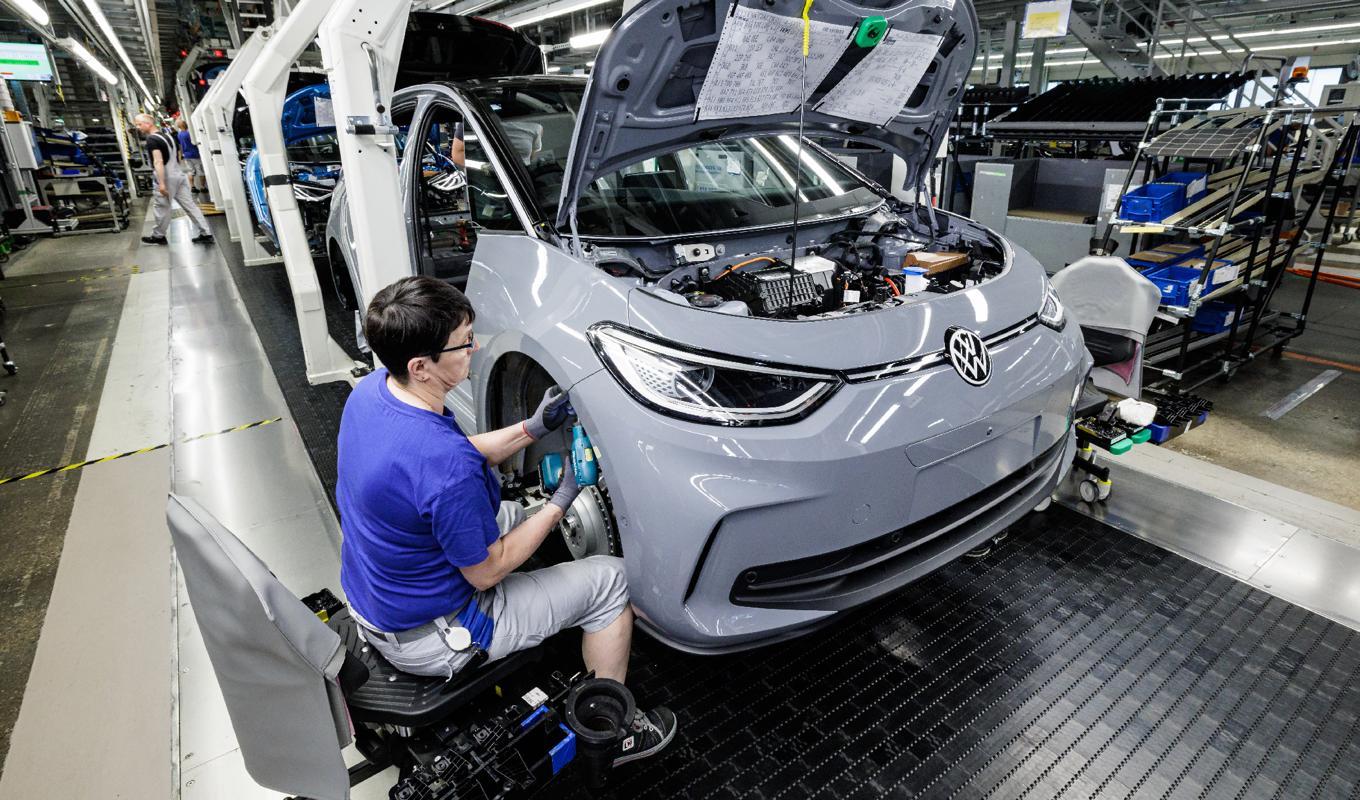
999, 20, 1018, 88
1029, 37, 1048, 94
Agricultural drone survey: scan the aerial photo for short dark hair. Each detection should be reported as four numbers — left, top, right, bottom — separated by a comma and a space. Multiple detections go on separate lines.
364, 276, 476, 381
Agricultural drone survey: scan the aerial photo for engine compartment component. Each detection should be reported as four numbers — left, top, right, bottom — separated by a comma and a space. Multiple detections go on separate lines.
588, 206, 1009, 320
718, 264, 822, 316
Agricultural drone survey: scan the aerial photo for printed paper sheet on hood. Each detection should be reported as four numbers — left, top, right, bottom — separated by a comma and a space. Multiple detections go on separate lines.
695, 4, 851, 121
812, 30, 943, 126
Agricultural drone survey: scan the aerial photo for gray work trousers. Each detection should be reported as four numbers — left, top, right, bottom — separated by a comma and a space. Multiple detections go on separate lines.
152, 165, 210, 238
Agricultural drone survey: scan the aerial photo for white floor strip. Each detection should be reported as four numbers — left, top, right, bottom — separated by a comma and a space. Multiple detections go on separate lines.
1117, 442, 1360, 548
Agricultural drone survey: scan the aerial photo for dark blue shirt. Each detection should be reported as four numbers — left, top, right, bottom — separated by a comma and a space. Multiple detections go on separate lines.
337, 369, 499, 646
177, 129, 200, 160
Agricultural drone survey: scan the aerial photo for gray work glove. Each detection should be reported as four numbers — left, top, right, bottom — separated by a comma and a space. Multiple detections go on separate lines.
547, 460, 581, 514
523, 387, 574, 441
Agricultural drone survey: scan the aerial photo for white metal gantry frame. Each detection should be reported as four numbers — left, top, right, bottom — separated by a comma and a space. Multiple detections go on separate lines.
189, 55, 234, 229
190, 29, 280, 265
316, 0, 416, 314
241, 2, 366, 385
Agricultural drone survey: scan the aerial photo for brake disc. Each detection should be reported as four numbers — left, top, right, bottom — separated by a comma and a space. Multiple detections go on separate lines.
559, 485, 618, 560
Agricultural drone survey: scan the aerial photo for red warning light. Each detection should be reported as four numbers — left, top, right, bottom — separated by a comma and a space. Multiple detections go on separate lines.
179, 48, 188, 57
212, 49, 225, 58
198, 78, 206, 85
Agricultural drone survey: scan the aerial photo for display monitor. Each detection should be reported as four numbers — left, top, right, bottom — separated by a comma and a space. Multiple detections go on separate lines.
0, 42, 54, 82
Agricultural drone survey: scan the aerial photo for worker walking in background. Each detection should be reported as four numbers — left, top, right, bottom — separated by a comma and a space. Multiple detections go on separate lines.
134, 113, 213, 246
175, 118, 205, 195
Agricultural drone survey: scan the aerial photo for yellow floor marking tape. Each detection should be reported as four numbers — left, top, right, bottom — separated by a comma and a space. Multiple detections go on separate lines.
0, 417, 283, 487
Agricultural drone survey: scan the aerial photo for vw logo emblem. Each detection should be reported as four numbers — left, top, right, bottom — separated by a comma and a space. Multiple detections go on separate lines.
945, 327, 992, 386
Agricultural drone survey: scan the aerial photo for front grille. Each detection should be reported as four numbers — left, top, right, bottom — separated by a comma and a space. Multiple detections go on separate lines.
730, 438, 1066, 611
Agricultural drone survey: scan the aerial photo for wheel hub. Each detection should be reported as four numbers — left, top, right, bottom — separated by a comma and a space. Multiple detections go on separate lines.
559, 486, 613, 560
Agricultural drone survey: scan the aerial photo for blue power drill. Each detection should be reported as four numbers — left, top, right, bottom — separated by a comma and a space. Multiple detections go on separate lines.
538, 424, 599, 493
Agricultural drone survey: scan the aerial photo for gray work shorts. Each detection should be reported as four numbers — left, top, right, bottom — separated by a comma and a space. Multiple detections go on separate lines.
183, 157, 203, 176
356, 501, 629, 678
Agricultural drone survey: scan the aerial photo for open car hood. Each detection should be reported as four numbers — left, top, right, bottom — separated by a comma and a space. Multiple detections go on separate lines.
397, 13, 544, 88
556, 0, 977, 228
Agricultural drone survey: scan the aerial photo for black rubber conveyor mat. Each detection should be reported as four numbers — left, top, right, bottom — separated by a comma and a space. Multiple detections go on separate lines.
560, 508, 1360, 800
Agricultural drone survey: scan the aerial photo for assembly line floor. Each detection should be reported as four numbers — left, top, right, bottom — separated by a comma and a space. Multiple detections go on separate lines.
1, 202, 1360, 798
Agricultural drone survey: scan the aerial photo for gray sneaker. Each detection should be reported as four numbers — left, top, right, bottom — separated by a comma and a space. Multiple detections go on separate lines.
614, 707, 677, 766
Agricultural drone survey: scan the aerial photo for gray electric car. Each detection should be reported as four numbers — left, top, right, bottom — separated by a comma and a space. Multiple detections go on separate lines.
326, 0, 1092, 653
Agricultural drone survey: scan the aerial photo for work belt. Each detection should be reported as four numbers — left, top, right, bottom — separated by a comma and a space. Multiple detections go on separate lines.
355, 597, 474, 646
357, 615, 451, 646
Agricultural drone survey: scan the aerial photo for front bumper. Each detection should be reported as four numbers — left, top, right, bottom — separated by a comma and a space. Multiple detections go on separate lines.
571, 320, 1090, 653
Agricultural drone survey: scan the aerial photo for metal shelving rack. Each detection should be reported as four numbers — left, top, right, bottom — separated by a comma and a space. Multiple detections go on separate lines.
1097, 100, 1360, 392
33, 128, 131, 235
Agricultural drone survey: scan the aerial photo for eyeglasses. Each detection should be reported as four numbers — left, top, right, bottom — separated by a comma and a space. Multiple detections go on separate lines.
428, 331, 475, 357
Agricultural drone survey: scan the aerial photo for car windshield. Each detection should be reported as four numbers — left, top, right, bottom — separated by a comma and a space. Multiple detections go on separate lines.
471, 83, 881, 238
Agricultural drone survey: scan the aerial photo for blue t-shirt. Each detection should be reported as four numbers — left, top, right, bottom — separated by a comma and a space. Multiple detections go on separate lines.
337, 369, 500, 647
177, 129, 200, 159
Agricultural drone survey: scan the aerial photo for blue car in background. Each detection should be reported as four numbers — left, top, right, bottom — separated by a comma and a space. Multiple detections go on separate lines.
244, 82, 340, 253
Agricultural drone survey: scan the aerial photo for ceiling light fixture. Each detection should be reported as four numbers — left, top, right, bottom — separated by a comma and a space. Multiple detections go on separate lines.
569, 29, 610, 49
61, 37, 118, 85
4, 0, 50, 27
79, 0, 154, 104
498, 0, 614, 29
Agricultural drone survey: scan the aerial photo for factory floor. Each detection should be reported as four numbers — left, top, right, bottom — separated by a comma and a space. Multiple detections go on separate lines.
1161, 272, 1360, 511
0, 200, 1358, 797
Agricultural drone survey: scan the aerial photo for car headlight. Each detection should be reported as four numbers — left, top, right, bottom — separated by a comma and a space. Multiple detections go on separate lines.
1039, 283, 1066, 331
587, 324, 841, 426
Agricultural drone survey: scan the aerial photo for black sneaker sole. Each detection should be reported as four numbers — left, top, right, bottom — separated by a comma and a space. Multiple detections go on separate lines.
614, 718, 678, 766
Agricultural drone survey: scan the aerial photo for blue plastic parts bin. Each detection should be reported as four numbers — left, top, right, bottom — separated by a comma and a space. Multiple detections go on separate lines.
1146, 422, 1171, 444
1126, 243, 1205, 271
1143, 260, 1234, 306
1157, 171, 1209, 202
1191, 301, 1238, 334
1120, 183, 1185, 222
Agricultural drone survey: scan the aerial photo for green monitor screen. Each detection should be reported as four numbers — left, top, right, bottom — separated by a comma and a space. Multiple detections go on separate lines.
0, 42, 54, 82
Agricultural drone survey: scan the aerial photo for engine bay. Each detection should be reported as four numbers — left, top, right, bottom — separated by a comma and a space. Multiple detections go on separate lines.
583, 205, 1008, 320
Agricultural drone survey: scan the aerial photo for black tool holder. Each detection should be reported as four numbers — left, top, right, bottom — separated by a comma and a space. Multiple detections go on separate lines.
564, 678, 636, 791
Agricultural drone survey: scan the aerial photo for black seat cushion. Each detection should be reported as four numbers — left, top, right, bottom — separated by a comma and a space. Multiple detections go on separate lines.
328, 609, 540, 728
1082, 327, 1137, 367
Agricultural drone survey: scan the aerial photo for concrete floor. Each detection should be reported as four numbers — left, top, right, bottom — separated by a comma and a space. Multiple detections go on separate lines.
0, 219, 145, 768
1161, 273, 1360, 511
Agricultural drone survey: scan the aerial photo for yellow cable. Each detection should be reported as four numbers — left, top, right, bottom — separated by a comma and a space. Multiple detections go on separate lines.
801, 0, 814, 56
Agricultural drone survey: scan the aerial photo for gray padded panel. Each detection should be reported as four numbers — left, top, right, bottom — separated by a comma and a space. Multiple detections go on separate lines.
166, 494, 351, 800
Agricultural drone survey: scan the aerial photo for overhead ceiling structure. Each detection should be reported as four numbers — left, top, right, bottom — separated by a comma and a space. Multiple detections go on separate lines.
407, 0, 1360, 80
1, 0, 1357, 129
